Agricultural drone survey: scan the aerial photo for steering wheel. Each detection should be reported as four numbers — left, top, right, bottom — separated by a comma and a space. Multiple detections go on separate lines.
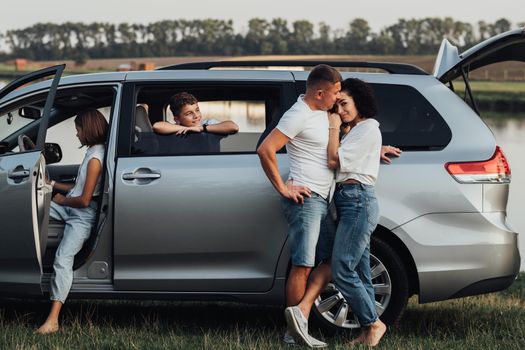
17, 134, 36, 151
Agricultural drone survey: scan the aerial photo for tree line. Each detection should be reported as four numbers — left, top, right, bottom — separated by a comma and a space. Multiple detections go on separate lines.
0, 17, 522, 63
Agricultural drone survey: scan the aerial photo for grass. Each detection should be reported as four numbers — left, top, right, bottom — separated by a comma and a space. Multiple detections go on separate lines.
0, 273, 523, 349
453, 81, 525, 94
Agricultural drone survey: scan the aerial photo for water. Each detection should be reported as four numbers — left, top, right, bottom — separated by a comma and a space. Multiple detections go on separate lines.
484, 116, 525, 271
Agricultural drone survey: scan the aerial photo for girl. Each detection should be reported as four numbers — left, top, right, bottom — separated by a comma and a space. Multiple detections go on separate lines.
327, 78, 387, 347
37, 109, 108, 334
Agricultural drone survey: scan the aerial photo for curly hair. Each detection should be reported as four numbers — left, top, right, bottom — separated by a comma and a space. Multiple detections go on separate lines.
340, 78, 378, 119
169, 92, 198, 117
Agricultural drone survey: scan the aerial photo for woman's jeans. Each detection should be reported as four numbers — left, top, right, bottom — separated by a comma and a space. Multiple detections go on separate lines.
331, 183, 380, 327
49, 201, 97, 303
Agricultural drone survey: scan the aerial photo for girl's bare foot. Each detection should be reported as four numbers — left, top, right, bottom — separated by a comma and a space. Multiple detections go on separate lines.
364, 319, 387, 347
35, 321, 59, 334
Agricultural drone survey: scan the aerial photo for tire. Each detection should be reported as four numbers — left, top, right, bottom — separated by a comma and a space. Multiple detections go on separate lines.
312, 235, 409, 333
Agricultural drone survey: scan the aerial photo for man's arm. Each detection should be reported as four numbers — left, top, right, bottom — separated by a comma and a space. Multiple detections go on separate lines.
257, 128, 311, 204
206, 121, 239, 135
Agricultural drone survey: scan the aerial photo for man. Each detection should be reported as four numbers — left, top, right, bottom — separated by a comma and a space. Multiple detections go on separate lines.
257, 64, 341, 348
257, 65, 400, 348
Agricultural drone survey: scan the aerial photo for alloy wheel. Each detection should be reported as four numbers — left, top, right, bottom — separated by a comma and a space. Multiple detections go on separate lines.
313, 254, 392, 329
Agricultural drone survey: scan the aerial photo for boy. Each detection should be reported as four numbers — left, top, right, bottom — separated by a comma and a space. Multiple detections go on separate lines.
153, 92, 239, 135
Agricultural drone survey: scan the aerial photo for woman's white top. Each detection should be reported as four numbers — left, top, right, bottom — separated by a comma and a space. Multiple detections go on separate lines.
67, 144, 105, 198
336, 119, 382, 186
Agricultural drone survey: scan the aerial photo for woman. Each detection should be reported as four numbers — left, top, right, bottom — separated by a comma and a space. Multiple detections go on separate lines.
327, 78, 386, 346
37, 109, 108, 334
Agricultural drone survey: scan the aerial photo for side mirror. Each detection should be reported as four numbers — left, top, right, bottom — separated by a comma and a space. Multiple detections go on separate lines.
44, 142, 62, 164
18, 106, 41, 119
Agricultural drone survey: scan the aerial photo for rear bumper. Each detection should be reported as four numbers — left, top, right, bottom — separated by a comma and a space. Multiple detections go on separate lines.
393, 212, 520, 303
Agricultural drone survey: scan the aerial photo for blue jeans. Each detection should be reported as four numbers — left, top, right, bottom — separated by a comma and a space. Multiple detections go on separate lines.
281, 193, 333, 267
49, 201, 97, 303
331, 183, 379, 327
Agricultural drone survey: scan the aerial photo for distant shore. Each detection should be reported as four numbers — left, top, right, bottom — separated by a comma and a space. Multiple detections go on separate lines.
1, 55, 523, 113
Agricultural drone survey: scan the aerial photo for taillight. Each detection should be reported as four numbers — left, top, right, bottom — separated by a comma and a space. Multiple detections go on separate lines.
445, 146, 511, 183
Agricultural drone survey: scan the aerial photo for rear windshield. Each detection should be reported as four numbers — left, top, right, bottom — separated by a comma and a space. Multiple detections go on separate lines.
296, 82, 452, 150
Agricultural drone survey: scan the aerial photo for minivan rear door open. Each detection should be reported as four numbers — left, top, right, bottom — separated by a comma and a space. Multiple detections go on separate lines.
433, 27, 525, 114
434, 27, 525, 83
0, 65, 64, 296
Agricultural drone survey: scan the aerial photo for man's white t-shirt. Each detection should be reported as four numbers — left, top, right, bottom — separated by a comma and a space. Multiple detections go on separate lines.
336, 119, 382, 186
276, 95, 334, 199
67, 144, 105, 198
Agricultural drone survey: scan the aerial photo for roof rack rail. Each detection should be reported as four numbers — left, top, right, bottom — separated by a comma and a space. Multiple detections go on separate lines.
157, 60, 428, 75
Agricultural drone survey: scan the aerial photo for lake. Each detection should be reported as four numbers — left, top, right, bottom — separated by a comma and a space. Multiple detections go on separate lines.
0, 80, 523, 270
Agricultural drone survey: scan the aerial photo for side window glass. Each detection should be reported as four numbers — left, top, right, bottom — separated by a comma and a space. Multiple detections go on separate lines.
0, 108, 37, 142
163, 100, 266, 153
131, 86, 280, 156
0, 97, 45, 154
372, 84, 452, 150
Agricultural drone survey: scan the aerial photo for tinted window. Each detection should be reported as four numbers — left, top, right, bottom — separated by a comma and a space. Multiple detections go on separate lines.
373, 84, 452, 150
295, 81, 452, 150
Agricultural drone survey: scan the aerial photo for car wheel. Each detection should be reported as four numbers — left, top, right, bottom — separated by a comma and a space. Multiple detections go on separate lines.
312, 235, 409, 332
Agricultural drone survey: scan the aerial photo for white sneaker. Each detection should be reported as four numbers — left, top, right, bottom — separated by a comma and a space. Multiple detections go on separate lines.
283, 329, 327, 348
284, 306, 328, 348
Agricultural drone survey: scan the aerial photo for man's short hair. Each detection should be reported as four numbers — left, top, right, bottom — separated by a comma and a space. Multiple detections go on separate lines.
306, 64, 342, 90
169, 92, 198, 117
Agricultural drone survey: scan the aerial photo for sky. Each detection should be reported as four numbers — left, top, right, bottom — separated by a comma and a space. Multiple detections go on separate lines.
2, 0, 523, 34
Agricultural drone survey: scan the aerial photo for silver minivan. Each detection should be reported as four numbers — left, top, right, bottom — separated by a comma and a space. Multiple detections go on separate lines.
0, 28, 521, 332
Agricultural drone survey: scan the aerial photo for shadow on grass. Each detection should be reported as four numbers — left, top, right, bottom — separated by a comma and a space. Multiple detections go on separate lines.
0, 298, 286, 334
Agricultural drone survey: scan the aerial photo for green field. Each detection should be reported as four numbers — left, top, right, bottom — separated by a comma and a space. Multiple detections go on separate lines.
0, 273, 523, 349
453, 81, 525, 94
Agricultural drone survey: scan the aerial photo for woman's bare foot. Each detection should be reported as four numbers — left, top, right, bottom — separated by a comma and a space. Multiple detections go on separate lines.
363, 319, 387, 347
35, 321, 59, 334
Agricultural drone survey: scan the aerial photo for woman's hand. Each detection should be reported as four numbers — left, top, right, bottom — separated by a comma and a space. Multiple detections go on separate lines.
328, 113, 342, 130
380, 145, 402, 164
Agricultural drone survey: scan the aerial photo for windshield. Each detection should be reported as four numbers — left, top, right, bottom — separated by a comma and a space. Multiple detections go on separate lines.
0, 108, 38, 141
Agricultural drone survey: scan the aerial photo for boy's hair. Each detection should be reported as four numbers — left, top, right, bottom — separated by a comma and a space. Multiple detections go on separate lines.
169, 92, 198, 117
74, 108, 109, 146
306, 64, 342, 90
341, 78, 378, 119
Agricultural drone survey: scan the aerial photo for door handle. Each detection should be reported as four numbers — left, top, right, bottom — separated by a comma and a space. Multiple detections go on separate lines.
8, 169, 30, 179
122, 173, 161, 180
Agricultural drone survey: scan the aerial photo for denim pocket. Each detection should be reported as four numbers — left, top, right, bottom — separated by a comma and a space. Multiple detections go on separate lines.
337, 186, 361, 202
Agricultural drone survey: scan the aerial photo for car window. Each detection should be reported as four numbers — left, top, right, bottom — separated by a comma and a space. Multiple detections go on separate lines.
130, 84, 281, 156
373, 83, 452, 150
295, 81, 452, 151
0, 93, 47, 153
0, 108, 37, 141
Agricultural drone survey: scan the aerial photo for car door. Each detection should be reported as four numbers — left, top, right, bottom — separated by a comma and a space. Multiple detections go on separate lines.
112, 78, 297, 293
0, 65, 64, 295
433, 28, 525, 84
